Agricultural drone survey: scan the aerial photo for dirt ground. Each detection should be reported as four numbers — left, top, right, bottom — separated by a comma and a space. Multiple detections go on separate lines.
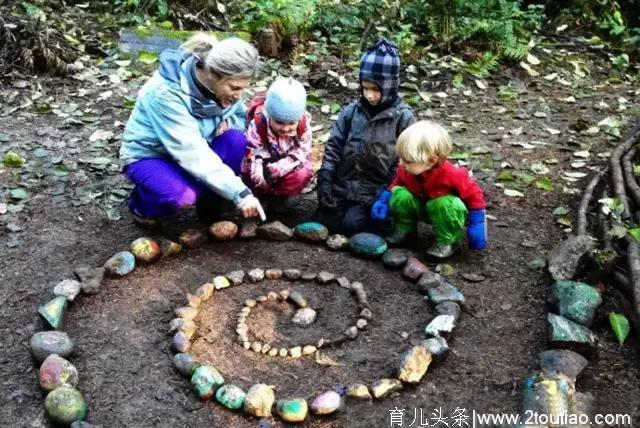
1, 43, 640, 428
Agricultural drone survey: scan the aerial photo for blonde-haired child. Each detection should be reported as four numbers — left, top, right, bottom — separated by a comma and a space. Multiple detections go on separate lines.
371, 120, 487, 259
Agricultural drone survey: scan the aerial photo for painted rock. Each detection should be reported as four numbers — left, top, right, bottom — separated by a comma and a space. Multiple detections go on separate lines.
402, 257, 429, 282
39, 354, 79, 392
195, 283, 214, 301
238, 221, 258, 239
178, 319, 197, 339
346, 384, 372, 399
276, 398, 308, 422
382, 248, 411, 269
130, 237, 161, 263
216, 384, 246, 410
284, 269, 301, 280
327, 234, 349, 250
265, 269, 283, 280
226, 270, 245, 286
213, 275, 230, 290
424, 315, 456, 337
397, 345, 432, 383
186, 293, 202, 309
348, 233, 387, 257
248, 268, 265, 282
294, 222, 328, 242
547, 313, 597, 354
31, 331, 74, 363
552, 280, 602, 326
191, 365, 224, 399
427, 282, 465, 305
104, 251, 136, 277
158, 237, 182, 257
74, 266, 105, 295
316, 271, 335, 284
209, 221, 238, 240
435, 301, 462, 322
175, 306, 199, 320
38, 296, 67, 329
243, 384, 275, 417
179, 229, 207, 249
172, 331, 190, 353
422, 336, 449, 362
53, 279, 81, 302
288, 291, 308, 308
538, 349, 589, 380
370, 379, 402, 398
292, 308, 316, 326
173, 353, 197, 377
257, 221, 294, 241
44, 386, 87, 426
310, 390, 341, 415
416, 271, 445, 292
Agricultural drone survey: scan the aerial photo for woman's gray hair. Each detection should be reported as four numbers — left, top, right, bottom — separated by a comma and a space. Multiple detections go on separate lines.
181, 33, 259, 79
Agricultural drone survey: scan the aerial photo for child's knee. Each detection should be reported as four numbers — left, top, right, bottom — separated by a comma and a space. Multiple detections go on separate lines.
389, 186, 414, 211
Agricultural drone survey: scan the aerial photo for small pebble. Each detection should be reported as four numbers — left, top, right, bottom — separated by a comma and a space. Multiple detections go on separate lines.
288, 290, 308, 308
173, 353, 197, 377
268, 348, 278, 357
257, 221, 294, 241
267, 291, 278, 301
186, 293, 201, 308
195, 282, 214, 300
292, 308, 317, 326
278, 289, 290, 300
251, 342, 263, 353
336, 277, 350, 288
175, 307, 198, 320
279, 348, 288, 357
261, 343, 271, 354
302, 345, 317, 355
301, 272, 317, 281
257, 295, 268, 303
326, 234, 349, 250
248, 268, 265, 282
265, 269, 283, 279
226, 270, 245, 286
345, 326, 358, 339
244, 299, 257, 308
356, 319, 368, 329
289, 346, 302, 358
316, 271, 336, 284
213, 275, 230, 290
238, 221, 258, 239
172, 331, 190, 353
284, 269, 301, 280
346, 384, 372, 399
243, 342, 251, 350
360, 308, 373, 320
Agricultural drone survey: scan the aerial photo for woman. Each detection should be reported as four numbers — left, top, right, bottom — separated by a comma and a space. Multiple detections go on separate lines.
119, 34, 265, 226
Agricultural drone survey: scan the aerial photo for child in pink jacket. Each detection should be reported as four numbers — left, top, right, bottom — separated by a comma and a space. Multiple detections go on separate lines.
241, 77, 313, 211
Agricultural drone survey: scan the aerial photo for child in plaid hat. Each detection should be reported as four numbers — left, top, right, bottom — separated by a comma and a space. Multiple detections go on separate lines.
315, 38, 416, 235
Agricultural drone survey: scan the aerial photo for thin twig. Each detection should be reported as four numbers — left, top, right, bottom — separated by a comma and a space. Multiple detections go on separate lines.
577, 168, 607, 236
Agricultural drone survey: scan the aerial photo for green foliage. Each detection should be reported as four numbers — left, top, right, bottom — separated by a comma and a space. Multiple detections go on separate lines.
609, 312, 630, 344
466, 52, 500, 78
230, 0, 317, 40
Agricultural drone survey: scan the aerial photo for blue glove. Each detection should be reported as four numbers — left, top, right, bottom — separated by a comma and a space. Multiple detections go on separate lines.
371, 190, 391, 221
467, 208, 487, 250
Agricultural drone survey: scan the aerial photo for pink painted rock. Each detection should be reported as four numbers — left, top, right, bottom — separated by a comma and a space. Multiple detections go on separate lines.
179, 229, 207, 249
209, 221, 238, 240
402, 257, 429, 282
310, 390, 341, 415
39, 354, 78, 392
238, 221, 258, 239
130, 237, 161, 263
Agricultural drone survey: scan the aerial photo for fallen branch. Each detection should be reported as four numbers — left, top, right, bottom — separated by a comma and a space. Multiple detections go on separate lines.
577, 168, 607, 236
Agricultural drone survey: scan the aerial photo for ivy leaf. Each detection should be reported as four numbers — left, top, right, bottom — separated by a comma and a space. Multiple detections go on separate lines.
535, 177, 554, 191
628, 227, 640, 242
138, 51, 159, 65
10, 188, 29, 200
609, 312, 630, 344
3, 152, 26, 167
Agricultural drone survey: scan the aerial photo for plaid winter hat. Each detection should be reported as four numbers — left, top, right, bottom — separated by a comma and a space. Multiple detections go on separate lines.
359, 38, 400, 105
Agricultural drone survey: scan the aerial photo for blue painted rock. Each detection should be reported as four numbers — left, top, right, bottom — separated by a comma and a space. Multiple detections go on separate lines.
422, 336, 449, 362
38, 296, 67, 329
173, 353, 197, 377
294, 222, 329, 242
130, 237, 161, 263
552, 280, 602, 326
53, 279, 81, 302
215, 384, 246, 410
547, 313, 597, 354
276, 398, 308, 422
402, 257, 429, 282
243, 384, 275, 417
44, 386, 87, 426
310, 390, 341, 415
348, 233, 387, 257
179, 229, 208, 249
427, 283, 465, 305
209, 221, 238, 240
396, 345, 432, 383
104, 251, 136, 277
30, 331, 74, 362
191, 365, 224, 399
39, 354, 79, 392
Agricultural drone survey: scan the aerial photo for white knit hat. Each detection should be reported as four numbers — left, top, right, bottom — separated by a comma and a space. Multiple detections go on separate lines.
265, 77, 307, 122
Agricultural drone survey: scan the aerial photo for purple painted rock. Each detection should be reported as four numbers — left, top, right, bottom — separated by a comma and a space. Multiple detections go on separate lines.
172, 331, 190, 353
402, 257, 429, 282
104, 251, 136, 277
39, 354, 79, 392
179, 229, 208, 249
30, 331, 74, 363
130, 237, 161, 263
44, 386, 87, 426
158, 238, 182, 257
209, 221, 238, 240
239, 221, 258, 239
310, 390, 341, 415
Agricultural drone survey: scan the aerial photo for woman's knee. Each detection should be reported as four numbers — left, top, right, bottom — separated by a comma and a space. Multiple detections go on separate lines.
163, 185, 198, 211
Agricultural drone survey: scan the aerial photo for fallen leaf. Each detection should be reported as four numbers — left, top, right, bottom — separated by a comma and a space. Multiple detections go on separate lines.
504, 189, 525, 197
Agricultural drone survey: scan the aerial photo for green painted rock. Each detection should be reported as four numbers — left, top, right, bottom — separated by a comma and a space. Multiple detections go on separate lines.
179, 229, 208, 249
215, 384, 246, 410
130, 237, 161, 263
370, 378, 402, 398
547, 313, 597, 355
243, 384, 275, 417
348, 233, 387, 257
104, 251, 136, 277
173, 353, 197, 377
39, 354, 79, 392
191, 365, 224, 399
552, 280, 602, 326
30, 331, 74, 362
44, 387, 87, 426
38, 296, 67, 329
276, 398, 308, 422
294, 222, 329, 242
397, 345, 432, 383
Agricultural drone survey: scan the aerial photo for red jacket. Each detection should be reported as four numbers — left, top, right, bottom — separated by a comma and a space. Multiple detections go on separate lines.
388, 160, 486, 209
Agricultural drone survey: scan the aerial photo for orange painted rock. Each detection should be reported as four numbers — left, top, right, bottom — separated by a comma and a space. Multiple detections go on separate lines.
209, 221, 238, 240
130, 237, 161, 263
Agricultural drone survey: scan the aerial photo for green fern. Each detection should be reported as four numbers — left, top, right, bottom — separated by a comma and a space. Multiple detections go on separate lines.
465, 52, 500, 78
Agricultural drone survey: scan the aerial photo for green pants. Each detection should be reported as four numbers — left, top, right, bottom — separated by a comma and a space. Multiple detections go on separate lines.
389, 186, 468, 245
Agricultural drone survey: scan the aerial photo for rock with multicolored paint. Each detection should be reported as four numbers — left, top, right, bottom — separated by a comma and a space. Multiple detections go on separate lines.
276, 398, 308, 422
39, 354, 79, 392
294, 222, 329, 242
38, 296, 67, 330
130, 237, 161, 263
104, 251, 136, 277
216, 384, 246, 410
191, 365, 224, 399
30, 331, 74, 362
158, 238, 182, 257
44, 386, 87, 426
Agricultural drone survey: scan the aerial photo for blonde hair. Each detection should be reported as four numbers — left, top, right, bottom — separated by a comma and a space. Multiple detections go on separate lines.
181, 33, 259, 79
396, 120, 452, 163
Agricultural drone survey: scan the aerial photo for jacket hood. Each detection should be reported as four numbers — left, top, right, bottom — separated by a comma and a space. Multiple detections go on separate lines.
158, 49, 185, 84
